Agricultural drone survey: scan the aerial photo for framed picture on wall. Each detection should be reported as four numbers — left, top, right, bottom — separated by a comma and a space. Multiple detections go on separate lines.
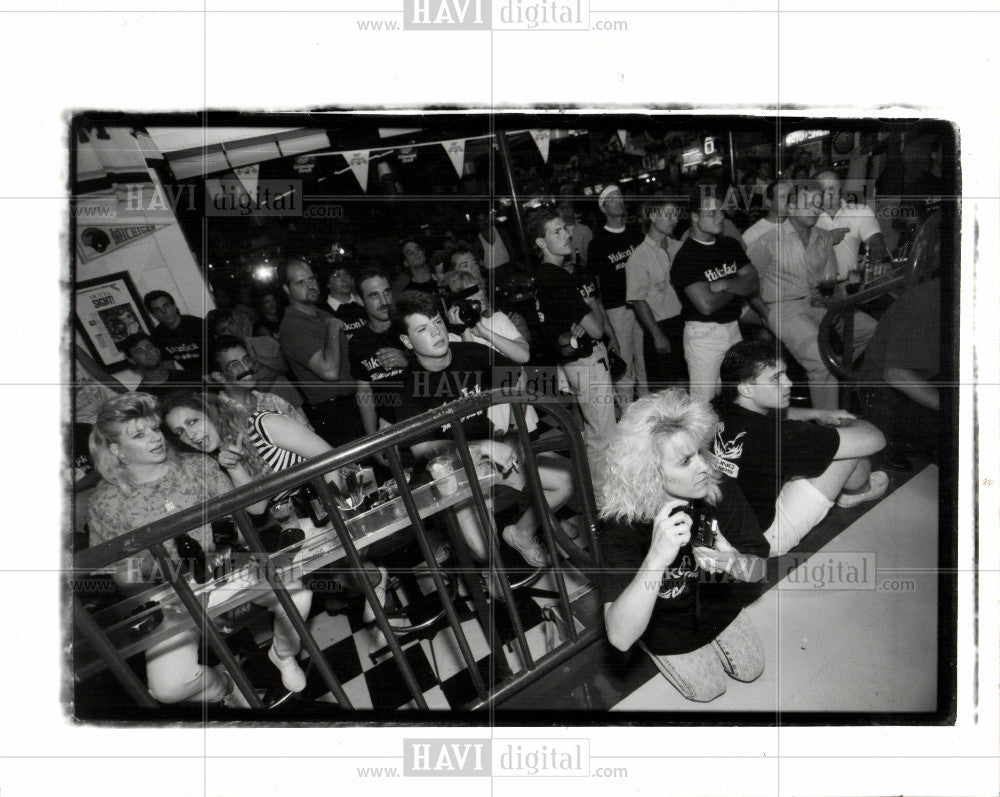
75, 271, 154, 370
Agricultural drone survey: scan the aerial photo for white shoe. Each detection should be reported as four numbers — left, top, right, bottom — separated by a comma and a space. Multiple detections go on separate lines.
268, 645, 307, 693
836, 471, 890, 509
362, 566, 389, 624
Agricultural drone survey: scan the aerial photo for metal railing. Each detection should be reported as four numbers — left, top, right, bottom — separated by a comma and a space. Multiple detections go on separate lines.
72, 390, 603, 713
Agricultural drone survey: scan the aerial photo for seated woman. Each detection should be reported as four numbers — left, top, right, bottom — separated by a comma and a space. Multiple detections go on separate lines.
85, 392, 310, 706
161, 391, 387, 623
598, 389, 770, 703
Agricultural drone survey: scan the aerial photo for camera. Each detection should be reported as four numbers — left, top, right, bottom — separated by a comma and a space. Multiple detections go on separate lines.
445, 285, 483, 328
670, 502, 717, 549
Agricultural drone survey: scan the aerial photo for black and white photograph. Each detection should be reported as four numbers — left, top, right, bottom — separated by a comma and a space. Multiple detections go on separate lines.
5, 2, 999, 797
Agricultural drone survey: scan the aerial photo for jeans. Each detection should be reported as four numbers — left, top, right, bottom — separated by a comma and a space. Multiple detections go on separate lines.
683, 320, 742, 402
645, 609, 765, 702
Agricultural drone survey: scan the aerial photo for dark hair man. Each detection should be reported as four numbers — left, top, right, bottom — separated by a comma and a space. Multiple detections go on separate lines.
391, 290, 574, 566
587, 185, 647, 404
712, 340, 888, 556
120, 331, 190, 401
277, 257, 364, 448
669, 183, 760, 401
346, 267, 409, 439
142, 289, 205, 376
626, 197, 687, 392
324, 262, 368, 341
207, 334, 311, 428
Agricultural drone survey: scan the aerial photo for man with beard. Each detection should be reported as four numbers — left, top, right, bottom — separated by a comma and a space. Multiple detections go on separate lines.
278, 258, 364, 447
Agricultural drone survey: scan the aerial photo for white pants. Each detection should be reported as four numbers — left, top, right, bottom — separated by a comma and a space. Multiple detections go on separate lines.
683, 320, 742, 402
146, 581, 312, 704
765, 299, 877, 411
561, 341, 617, 503
607, 305, 647, 403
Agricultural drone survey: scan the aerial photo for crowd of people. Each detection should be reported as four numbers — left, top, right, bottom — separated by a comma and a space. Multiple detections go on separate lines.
75, 159, 944, 707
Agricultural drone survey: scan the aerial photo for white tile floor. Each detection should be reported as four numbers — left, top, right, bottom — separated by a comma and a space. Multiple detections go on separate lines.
612, 465, 940, 713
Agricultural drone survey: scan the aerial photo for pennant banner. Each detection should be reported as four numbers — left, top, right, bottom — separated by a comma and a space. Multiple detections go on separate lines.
616, 129, 629, 148
233, 163, 259, 197
344, 150, 370, 192
442, 139, 466, 179
530, 129, 551, 163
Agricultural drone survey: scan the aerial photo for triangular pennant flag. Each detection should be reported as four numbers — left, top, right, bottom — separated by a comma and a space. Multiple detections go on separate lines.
530, 129, 551, 163
616, 129, 629, 148
233, 163, 259, 197
442, 139, 466, 179
344, 150, 369, 192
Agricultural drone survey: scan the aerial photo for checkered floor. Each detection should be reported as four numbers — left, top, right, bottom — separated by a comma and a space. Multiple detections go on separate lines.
293, 564, 591, 712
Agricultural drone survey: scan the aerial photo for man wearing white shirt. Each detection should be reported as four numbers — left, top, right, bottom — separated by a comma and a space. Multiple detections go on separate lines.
742, 180, 792, 251
626, 198, 687, 392
814, 169, 889, 279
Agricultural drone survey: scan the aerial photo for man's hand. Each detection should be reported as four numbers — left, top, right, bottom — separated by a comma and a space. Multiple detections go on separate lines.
326, 315, 345, 334
813, 408, 857, 427
827, 227, 850, 245
647, 498, 693, 571
475, 440, 517, 472
376, 347, 408, 371
709, 279, 730, 294
651, 331, 671, 354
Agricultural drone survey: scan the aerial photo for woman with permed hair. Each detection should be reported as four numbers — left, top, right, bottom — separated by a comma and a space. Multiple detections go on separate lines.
597, 388, 771, 703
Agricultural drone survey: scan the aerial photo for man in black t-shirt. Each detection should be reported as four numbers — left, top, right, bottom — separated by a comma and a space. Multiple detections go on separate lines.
347, 267, 409, 437
527, 209, 618, 499
587, 185, 647, 404
712, 340, 889, 556
143, 289, 206, 377
393, 291, 574, 567
325, 263, 368, 342
669, 184, 759, 401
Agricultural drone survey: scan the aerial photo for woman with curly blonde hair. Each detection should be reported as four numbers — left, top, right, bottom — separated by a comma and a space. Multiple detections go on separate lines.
597, 389, 772, 703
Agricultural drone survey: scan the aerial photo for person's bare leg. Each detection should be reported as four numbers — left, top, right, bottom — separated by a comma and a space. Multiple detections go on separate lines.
841, 457, 872, 492
503, 454, 573, 543
806, 457, 863, 502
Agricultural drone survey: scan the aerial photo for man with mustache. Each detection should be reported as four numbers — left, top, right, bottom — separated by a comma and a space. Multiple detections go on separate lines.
278, 258, 364, 448
207, 334, 311, 427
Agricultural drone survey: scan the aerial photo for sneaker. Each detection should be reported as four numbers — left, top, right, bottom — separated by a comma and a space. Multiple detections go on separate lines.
362, 566, 389, 624
502, 527, 551, 568
836, 471, 890, 509
268, 645, 307, 693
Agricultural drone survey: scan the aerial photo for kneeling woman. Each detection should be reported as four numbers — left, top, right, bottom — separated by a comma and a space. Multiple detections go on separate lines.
599, 389, 770, 703
87, 393, 312, 705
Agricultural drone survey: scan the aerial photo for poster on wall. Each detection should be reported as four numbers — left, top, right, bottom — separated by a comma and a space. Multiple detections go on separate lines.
75, 271, 154, 369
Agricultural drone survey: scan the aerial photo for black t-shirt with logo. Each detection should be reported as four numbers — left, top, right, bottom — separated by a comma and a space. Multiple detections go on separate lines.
711, 399, 841, 529
597, 477, 769, 655
327, 300, 368, 342
587, 224, 645, 309
347, 323, 407, 420
670, 236, 750, 323
395, 342, 521, 444
531, 262, 593, 364
151, 315, 205, 375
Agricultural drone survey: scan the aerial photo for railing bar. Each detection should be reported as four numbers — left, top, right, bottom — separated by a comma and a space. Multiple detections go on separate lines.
383, 447, 489, 702
149, 542, 264, 710
230, 508, 353, 710
312, 477, 429, 710
72, 595, 157, 708
448, 422, 535, 671
509, 403, 579, 644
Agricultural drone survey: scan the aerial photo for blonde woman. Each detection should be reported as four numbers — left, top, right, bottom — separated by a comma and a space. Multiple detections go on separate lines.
598, 389, 770, 703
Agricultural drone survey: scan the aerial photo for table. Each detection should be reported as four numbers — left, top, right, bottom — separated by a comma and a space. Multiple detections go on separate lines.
76, 462, 498, 682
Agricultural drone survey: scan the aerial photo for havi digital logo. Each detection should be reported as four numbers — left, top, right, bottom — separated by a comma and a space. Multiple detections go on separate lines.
403, 0, 491, 30
403, 738, 491, 776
